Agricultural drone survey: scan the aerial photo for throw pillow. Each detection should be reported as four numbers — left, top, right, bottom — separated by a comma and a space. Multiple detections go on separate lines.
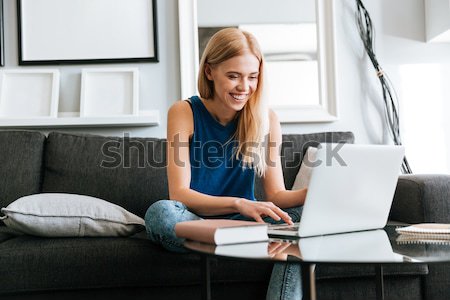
0, 193, 145, 237
291, 147, 318, 190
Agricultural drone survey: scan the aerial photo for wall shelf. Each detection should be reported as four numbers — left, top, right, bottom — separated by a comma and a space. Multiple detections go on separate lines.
0, 110, 159, 128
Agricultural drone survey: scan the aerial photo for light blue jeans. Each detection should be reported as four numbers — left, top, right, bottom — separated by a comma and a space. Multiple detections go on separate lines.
145, 200, 303, 300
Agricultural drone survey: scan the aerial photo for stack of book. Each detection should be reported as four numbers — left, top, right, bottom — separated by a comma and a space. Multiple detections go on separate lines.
396, 223, 450, 245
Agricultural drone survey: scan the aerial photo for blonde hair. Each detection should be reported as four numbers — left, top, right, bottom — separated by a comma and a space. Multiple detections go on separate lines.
198, 28, 268, 177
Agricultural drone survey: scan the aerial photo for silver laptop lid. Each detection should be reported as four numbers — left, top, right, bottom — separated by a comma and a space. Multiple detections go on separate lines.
298, 143, 405, 237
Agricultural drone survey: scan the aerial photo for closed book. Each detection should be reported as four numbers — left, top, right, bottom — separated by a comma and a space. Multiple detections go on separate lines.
175, 219, 268, 245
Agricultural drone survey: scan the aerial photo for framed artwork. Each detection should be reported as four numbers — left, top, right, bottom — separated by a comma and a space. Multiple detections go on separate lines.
17, 0, 158, 65
80, 68, 139, 117
0, 70, 60, 118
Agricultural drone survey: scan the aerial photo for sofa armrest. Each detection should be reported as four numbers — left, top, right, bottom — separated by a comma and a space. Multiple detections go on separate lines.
389, 174, 450, 223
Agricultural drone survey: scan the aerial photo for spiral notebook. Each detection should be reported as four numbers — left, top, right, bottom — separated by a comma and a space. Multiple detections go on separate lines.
396, 223, 450, 245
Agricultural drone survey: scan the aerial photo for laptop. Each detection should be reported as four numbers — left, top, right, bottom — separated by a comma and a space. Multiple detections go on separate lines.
268, 143, 405, 238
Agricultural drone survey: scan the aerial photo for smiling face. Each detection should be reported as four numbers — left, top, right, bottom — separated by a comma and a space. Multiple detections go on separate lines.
205, 51, 260, 115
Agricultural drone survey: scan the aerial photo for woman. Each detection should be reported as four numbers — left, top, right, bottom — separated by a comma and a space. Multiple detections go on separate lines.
145, 28, 307, 299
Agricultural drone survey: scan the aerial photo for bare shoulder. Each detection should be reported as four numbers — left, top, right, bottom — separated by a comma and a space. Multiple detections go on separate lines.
167, 100, 194, 134
168, 100, 192, 116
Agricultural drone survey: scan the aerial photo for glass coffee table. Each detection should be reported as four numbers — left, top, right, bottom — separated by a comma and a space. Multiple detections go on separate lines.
184, 224, 450, 300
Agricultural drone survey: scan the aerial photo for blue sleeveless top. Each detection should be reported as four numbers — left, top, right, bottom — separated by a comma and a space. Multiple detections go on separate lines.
188, 96, 255, 200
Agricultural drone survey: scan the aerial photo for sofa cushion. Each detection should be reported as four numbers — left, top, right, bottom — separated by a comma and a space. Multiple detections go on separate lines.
254, 131, 354, 199
390, 174, 450, 223
1, 193, 145, 237
315, 263, 428, 280
316, 276, 425, 300
0, 227, 428, 295
0, 131, 45, 209
0, 229, 273, 294
42, 132, 168, 218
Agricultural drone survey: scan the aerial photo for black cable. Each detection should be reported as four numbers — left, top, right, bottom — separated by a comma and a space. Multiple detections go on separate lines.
355, 0, 412, 174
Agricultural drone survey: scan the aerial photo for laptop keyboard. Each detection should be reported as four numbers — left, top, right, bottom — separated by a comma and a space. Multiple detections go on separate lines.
270, 222, 300, 231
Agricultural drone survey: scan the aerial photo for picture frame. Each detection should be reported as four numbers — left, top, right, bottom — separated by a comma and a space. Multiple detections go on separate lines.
0, 70, 60, 118
0, 0, 4, 66
80, 68, 139, 118
17, 0, 158, 65
179, 0, 338, 123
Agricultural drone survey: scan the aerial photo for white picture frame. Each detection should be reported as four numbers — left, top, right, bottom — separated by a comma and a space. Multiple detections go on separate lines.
178, 0, 338, 123
0, 69, 60, 118
80, 68, 139, 118
17, 0, 158, 65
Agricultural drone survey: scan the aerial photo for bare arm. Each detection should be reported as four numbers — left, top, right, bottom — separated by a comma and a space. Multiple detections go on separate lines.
262, 110, 307, 208
167, 101, 291, 223
167, 101, 237, 215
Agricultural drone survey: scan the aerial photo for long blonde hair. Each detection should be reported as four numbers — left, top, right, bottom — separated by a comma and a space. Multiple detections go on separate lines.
198, 28, 268, 177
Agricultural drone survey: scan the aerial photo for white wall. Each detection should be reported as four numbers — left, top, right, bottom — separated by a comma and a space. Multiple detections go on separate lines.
376, 0, 450, 173
2, 0, 181, 138
328, 0, 450, 173
2, 0, 450, 172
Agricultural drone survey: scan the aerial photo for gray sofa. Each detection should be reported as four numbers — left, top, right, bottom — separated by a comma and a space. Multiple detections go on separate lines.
0, 130, 448, 300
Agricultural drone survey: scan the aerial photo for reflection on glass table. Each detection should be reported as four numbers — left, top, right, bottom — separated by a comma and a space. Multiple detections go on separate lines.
185, 229, 405, 263
184, 225, 450, 300
185, 225, 450, 263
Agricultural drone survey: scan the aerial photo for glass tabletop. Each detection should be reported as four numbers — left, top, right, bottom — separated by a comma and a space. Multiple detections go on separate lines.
184, 225, 450, 264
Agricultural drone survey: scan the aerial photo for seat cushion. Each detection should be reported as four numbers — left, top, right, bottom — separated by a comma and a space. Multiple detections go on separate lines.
0, 228, 273, 295
317, 275, 425, 300
316, 263, 428, 280
0, 228, 427, 296
0, 131, 46, 209
0, 224, 428, 296
42, 132, 169, 218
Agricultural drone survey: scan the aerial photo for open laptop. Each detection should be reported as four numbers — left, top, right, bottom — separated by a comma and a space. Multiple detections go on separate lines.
268, 143, 405, 238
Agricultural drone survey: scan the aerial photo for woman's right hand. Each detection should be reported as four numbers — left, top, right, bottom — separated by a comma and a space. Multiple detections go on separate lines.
234, 199, 293, 225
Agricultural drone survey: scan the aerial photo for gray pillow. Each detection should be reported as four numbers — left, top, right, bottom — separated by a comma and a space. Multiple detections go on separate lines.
0, 193, 145, 237
292, 147, 318, 190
